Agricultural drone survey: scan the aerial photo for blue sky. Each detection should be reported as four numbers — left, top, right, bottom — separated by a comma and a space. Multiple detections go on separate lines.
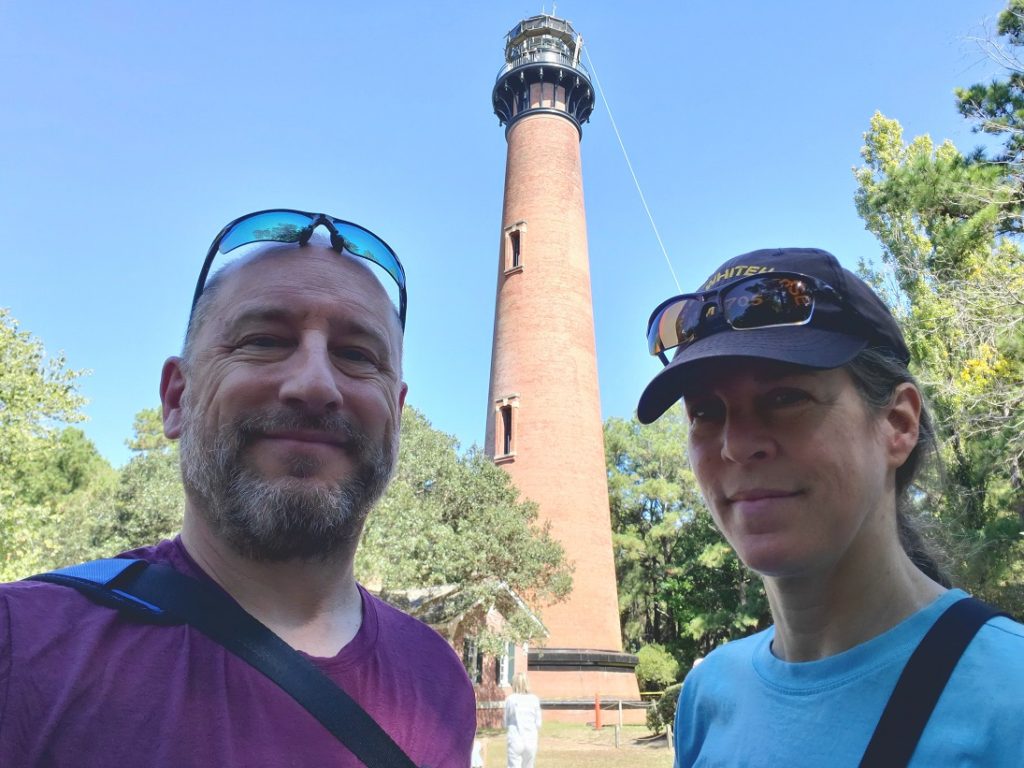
1, 0, 1006, 467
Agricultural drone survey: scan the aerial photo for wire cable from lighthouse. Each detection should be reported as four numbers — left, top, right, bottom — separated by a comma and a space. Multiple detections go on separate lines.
582, 43, 682, 293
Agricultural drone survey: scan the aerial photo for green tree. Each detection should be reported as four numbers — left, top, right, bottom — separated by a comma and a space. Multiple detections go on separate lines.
605, 407, 769, 671
91, 409, 184, 556
126, 406, 175, 455
2, 405, 181, 580
358, 407, 571, 650
854, 112, 1024, 612
634, 642, 680, 692
0, 309, 102, 579
956, 0, 1024, 214
0, 309, 88, 508
10, 427, 111, 507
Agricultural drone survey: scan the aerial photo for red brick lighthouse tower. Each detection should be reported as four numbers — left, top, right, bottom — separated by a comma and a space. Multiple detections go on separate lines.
486, 14, 640, 716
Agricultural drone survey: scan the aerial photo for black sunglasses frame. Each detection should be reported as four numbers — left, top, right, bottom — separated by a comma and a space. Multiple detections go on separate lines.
647, 272, 844, 365
190, 209, 407, 329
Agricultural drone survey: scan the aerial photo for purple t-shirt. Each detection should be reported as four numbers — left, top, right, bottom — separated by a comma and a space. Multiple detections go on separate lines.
0, 538, 476, 767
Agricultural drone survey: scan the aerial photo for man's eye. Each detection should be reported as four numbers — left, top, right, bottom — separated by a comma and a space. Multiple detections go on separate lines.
239, 336, 289, 349
334, 347, 375, 364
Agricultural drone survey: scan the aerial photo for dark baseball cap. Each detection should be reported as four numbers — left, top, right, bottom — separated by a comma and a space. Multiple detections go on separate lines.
637, 247, 910, 424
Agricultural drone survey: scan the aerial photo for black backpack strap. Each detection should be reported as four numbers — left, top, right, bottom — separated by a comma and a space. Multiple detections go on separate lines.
29, 559, 418, 768
859, 596, 1007, 767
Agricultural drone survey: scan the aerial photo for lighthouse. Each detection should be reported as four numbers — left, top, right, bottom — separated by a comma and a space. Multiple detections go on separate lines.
486, 13, 640, 716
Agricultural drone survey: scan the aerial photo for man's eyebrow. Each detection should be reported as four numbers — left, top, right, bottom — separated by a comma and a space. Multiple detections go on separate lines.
223, 307, 295, 336
326, 315, 389, 345
222, 306, 392, 349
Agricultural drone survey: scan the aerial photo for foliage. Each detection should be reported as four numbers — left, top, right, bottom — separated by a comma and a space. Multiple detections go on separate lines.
646, 681, 682, 735
854, 110, 1024, 612
126, 406, 175, 455
97, 442, 184, 557
79, 406, 184, 557
358, 406, 572, 648
956, 0, 1024, 216
634, 643, 680, 692
0, 310, 112, 579
0, 309, 88, 509
11, 427, 110, 507
605, 408, 769, 673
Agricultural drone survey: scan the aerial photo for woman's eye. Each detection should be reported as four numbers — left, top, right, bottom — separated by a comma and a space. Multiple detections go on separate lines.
765, 388, 809, 408
686, 399, 724, 423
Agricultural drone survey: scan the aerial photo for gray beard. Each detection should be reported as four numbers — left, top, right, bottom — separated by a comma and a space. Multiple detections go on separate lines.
179, 405, 395, 562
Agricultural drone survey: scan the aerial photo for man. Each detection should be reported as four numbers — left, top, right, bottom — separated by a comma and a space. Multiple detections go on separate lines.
0, 210, 477, 766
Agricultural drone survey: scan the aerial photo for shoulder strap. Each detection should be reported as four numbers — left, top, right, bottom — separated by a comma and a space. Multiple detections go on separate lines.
859, 596, 1006, 767
29, 559, 419, 768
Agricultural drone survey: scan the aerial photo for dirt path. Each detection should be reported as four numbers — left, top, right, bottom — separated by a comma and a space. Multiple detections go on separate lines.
477, 724, 672, 767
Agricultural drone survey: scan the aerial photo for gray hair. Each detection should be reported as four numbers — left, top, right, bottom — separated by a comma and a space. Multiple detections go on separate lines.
843, 348, 952, 587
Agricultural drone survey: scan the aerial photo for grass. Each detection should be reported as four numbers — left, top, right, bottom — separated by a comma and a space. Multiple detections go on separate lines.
477, 722, 673, 768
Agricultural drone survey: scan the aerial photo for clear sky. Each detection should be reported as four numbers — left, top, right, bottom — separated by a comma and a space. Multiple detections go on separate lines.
1, 0, 1006, 467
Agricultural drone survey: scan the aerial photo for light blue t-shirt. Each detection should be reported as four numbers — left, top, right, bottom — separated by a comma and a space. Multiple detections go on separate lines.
674, 589, 1024, 767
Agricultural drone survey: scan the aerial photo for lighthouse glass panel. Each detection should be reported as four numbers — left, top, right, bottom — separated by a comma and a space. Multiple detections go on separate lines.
529, 83, 542, 109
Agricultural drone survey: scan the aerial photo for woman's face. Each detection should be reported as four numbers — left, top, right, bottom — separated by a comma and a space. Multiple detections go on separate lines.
683, 359, 910, 581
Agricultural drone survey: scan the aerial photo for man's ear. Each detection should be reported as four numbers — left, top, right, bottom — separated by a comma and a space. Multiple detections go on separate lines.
398, 381, 408, 412
160, 357, 187, 439
884, 382, 922, 469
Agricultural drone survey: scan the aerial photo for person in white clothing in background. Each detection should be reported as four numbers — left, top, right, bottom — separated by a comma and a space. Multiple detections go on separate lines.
503, 673, 542, 768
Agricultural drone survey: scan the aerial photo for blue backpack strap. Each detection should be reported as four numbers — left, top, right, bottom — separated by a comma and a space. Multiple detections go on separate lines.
27, 558, 179, 624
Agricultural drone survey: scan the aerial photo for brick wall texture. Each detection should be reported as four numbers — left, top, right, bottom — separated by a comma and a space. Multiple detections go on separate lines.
485, 112, 640, 702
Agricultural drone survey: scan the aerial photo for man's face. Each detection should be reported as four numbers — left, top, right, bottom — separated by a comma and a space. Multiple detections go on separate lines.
163, 245, 407, 561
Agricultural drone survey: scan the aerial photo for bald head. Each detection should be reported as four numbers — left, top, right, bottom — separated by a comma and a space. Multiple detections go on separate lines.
183, 242, 404, 369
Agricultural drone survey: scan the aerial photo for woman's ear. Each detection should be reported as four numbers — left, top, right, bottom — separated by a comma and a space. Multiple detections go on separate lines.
884, 382, 922, 468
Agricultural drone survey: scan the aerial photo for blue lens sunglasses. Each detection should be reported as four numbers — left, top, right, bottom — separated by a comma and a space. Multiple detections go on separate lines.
191, 209, 407, 328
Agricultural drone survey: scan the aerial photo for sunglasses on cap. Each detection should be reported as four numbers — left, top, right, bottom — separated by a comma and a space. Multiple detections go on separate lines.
191, 209, 407, 328
646, 272, 844, 365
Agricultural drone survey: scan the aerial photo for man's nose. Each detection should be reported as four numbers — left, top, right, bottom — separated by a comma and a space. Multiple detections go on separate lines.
277, 339, 342, 413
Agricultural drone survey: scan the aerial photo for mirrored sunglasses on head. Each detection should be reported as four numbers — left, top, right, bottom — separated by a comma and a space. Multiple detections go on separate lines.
191, 209, 407, 328
646, 272, 842, 365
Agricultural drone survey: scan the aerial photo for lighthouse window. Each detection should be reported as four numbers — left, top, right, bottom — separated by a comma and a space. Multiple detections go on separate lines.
509, 230, 521, 269
500, 404, 514, 456
504, 225, 525, 274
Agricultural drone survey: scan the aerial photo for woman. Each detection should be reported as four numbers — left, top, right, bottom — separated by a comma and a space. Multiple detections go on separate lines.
503, 673, 542, 768
638, 248, 1024, 766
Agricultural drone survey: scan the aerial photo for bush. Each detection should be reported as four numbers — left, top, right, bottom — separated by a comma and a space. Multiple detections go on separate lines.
635, 643, 681, 691
646, 682, 682, 734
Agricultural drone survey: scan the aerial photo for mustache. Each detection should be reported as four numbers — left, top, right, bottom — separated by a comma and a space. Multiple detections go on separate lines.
228, 409, 373, 454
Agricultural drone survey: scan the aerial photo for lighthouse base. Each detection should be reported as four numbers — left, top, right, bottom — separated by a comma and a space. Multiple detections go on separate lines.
526, 647, 645, 724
